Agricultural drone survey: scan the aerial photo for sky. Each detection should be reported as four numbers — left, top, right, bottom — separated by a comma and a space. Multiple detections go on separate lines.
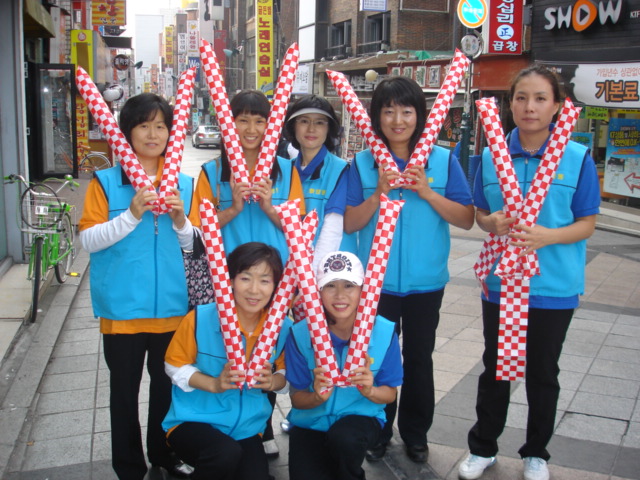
124, 0, 184, 39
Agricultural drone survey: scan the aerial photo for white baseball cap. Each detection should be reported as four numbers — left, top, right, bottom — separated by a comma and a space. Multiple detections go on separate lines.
316, 251, 365, 289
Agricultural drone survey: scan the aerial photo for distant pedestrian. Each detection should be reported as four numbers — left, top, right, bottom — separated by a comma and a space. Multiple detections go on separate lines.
285, 251, 403, 480
79, 93, 195, 479
345, 76, 474, 464
458, 65, 601, 480
163, 242, 291, 480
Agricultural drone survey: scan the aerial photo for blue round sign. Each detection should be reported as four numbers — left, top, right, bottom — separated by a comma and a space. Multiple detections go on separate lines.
457, 0, 488, 28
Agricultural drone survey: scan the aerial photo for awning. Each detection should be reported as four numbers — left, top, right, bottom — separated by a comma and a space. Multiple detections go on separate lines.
24, 0, 55, 38
103, 36, 133, 49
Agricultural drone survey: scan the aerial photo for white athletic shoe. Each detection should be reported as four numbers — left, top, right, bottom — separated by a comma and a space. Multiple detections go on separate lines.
458, 454, 497, 480
523, 457, 549, 480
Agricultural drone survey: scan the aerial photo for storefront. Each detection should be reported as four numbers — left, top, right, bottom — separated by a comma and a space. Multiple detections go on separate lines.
532, 0, 640, 204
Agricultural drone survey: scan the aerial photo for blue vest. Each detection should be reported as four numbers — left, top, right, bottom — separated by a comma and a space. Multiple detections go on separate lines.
480, 140, 589, 298
299, 151, 355, 251
89, 165, 193, 320
163, 303, 293, 440
202, 156, 293, 262
354, 147, 452, 294
287, 316, 395, 432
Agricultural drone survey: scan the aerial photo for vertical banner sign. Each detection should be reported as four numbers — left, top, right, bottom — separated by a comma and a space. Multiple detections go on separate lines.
604, 118, 640, 198
187, 20, 199, 56
165, 26, 175, 67
92, 0, 126, 26
487, 0, 523, 54
256, 0, 274, 96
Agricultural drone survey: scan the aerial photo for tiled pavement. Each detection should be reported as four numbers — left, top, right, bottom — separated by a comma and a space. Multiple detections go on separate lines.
0, 222, 639, 480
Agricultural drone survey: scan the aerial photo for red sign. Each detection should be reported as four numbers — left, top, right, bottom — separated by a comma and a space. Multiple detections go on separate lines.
486, 0, 523, 55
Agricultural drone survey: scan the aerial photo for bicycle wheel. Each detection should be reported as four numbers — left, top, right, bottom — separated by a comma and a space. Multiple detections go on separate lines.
30, 236, 44, 323
20, 183, 61, 230
79, 153, 111, 180
55, 212, 75, 283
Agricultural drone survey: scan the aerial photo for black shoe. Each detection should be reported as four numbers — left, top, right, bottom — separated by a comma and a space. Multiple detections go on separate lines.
152, 459, 194, 478
365, 442, 388, 462
406, 444, 428, 463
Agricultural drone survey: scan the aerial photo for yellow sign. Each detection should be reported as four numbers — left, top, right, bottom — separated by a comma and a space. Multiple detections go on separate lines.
585, 106, 609, 120
165, 26, 175, 66
92, 0, 126, 26
256, 0, 274, 96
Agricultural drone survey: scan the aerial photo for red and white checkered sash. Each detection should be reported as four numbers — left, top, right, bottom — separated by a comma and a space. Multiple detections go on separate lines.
326, 50, 469, 186
275, 200, 342, 387
199, 199, 246, 387
474, 97, 581, 380
76, 67, 192, 214
340, 194, 404, 383
245, 210, 319, 387
200, 40, 298, 199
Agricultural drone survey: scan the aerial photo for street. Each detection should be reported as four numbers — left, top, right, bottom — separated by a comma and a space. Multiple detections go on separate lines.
180, 141, 219, 179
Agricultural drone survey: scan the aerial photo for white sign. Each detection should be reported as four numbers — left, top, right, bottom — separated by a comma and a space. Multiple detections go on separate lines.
360, 0, 387, 11
178, 33, 187, 54
570, 62, 640, 108
187, 20, 199, 56
292, 64, 312, 95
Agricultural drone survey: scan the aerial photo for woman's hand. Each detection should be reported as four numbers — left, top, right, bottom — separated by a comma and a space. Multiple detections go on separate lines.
129, 185, 158, 220
165, 187, 186, 229
251, 177, 274, 212
230, 176, 250, 214
509, 223, 553, 256
252, 362, 280, 391
215, 361, 246, 392
477, 209, 517, 236
348, 356, 375, 398
311, 366, 333, 403
375, 168, 401, 197
402, 166, 431, 200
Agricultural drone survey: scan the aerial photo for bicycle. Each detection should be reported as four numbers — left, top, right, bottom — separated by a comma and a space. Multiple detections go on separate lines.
4, 173, 79, 323
57, 143, 111, 180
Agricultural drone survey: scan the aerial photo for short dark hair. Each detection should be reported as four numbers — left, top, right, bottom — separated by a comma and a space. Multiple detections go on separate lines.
509, 64, 564, 104
227, 242, 283, 290
370, 76, 427, 154
284, 95, 340, 152
230, 89, 270, 119
119, 93, 173, 147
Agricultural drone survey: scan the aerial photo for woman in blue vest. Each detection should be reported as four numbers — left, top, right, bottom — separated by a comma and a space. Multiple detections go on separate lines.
189, 90, 305, 264
79, 93, 195, 479
345, 76, 474, 463
163, 242, 292, 480
459, 65, 600, 480
285, 251, 403, 480
283, 95, 353, 268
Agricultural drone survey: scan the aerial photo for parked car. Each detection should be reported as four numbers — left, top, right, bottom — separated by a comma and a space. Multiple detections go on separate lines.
192, 125, 221, 148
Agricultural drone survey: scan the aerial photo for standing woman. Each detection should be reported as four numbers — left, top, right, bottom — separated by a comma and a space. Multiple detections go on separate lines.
79, 93, 195, 479
285, 251, 403, 480
163, 242, 291, 480
189, 90, 305, 263
283, 95, 352, 268
459, 65, 600, 480
345, 76, 474, 463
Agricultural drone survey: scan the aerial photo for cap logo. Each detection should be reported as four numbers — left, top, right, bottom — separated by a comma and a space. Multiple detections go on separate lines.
323, 253, 353, 275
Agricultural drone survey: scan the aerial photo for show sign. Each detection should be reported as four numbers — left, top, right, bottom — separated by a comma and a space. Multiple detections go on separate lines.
544, 0, 623, 30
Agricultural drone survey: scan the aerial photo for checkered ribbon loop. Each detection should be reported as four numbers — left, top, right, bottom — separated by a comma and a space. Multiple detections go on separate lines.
76, 67, 161, 212
402, 50, 470, 184
199, 199, 247, 386
326, 70, 400, 180
498, 278, 529, 380
245, 210, 319, 387
158, 67, 196, 211
275, 200, 342, 387
253, 43, 299, 191
200, 39, 250, 189
340, 194, 404, 383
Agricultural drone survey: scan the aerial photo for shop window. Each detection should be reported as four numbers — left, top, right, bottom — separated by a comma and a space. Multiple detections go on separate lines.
327, 21, 352, 58
358, 12, 390, 55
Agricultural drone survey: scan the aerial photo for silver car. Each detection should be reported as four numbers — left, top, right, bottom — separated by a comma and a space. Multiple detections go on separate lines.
192, 125, 221, 148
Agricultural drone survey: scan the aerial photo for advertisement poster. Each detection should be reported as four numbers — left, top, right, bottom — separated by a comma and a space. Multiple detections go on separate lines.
604, 118, 640, 198
256, 0, 274, 96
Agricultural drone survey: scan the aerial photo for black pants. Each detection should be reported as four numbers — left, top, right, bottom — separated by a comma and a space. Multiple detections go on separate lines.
168, 422, 269, 480
468, 300, 573, 461
103, 332, 175, 480
289, 415, 381, 480
377, 289, 444, 447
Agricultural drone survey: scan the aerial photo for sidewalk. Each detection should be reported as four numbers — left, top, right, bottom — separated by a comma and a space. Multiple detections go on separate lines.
0, 211, 639, 479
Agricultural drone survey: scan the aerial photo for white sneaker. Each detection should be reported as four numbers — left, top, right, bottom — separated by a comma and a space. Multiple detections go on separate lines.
263, 439, 280, 458
458, 454, 497, 479
523, 457, 549, 480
